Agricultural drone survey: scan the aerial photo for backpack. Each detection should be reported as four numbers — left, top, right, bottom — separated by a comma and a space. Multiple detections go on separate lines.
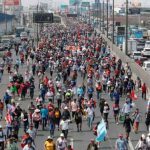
55, 111, 60, 118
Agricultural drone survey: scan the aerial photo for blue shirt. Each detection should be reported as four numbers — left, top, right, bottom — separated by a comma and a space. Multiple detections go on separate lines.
115, 138, 128, 150
40, 108, 48, 118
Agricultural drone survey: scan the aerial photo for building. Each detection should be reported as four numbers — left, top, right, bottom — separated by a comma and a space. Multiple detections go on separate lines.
0, 13, 14, 36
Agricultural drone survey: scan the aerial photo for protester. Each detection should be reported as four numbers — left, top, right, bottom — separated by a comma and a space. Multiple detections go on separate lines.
44, 136, 56, 150
115, 134, 128, 150
87, 139, 98, 150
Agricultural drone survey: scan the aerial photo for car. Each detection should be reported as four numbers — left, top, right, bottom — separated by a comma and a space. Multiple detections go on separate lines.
20, 32, 28, 41
141, 48, 150, 57
142, 61, 150, 72
0, 43, 4, 51
130, 51, 142, 60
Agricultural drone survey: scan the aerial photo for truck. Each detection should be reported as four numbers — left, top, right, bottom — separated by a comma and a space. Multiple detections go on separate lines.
123, 39, 137, 55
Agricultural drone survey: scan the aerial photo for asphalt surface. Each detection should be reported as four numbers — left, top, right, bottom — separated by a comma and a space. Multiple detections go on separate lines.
0, 19, 149, 150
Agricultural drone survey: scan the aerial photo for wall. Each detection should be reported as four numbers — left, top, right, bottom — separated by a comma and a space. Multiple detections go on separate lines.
0, 20, 13, 36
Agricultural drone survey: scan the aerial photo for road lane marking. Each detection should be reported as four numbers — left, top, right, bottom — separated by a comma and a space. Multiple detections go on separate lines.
129, 137, 134, 150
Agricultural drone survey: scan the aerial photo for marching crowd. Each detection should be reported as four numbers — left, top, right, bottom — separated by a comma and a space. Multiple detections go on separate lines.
0, 17, 149, 150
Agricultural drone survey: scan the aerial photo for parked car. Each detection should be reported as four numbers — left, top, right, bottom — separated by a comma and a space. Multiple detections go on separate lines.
141, 48, 150, 57
142, 61, 150, 72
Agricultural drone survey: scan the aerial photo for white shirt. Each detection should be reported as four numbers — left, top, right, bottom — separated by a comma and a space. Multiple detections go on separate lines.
56, 137, 67, 150
27, 128, 36, 140
86, 107, 94, 117
60, 120, 70, 130
122, 103, 131, 114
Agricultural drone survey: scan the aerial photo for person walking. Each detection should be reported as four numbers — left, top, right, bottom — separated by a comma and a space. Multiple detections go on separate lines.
0, 125, 6, 150
142, 83, 147, 100
75, 108, 83, 132
56, 133, 67, 150
132, 108, 141, 133
123, 115, 133, 140
86, 104, 95, 130
44, 136, 56, 150
145, 108, 150, 132
135, 134, 148, 150
41, 105, 49, 130
115, 134, 128, 150
32, 109, 41, 131
87, 139, 98, 150
60, 117, 71, 139
113, 103, 120, 125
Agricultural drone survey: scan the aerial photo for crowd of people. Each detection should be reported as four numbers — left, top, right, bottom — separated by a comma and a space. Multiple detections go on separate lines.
0, 17, 149, 150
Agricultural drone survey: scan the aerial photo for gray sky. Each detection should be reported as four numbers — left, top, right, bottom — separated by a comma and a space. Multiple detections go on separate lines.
22, 0, 150, 7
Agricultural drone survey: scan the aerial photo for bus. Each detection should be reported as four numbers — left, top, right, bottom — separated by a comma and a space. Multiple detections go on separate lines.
15, 27, 25, 37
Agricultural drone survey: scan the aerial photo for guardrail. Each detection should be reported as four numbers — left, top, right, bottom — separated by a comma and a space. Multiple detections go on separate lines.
99, 31, 150, 98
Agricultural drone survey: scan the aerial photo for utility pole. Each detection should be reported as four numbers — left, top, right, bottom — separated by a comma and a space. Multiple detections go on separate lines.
125, 0, 128, 55
96, 1, 98, 27
102, 0, 104, 34
112, 0, 114, 44
99, 0, 101, 31
106, 0, 109, 37
89, 4, 90, 24
4, 4, 7, 34
36, 4, 39, 48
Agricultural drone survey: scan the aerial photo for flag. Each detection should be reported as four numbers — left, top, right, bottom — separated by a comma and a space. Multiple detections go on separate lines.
96, 119, 107, 142
130, 90, 138, 101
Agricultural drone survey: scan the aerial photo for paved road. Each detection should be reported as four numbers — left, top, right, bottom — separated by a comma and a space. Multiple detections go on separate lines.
0, 20, 149, 150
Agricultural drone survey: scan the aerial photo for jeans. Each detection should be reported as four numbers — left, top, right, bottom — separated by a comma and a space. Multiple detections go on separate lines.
42, 118, 47, 130
87, 116, 93, 129
96, 91, 101, 100
6, 126, 12, 137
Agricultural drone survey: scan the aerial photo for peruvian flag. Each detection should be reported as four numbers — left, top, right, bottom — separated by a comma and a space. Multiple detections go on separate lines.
130, 90, 138, 101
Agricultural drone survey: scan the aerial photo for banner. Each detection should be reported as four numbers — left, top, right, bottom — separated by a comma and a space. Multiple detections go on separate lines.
96, 119, 107, 142
4, 0, 20, 5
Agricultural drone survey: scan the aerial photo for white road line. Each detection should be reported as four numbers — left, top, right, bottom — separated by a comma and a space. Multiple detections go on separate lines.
128, 137, 134, 150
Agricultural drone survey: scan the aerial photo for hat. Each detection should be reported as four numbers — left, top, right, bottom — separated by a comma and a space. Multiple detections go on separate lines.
60, 133, 64, 137
30, 124, 33, 127
64, 106, 68, 110
35, 109, 40, 113
47, 136, 53, 139
141, 134, 146, 139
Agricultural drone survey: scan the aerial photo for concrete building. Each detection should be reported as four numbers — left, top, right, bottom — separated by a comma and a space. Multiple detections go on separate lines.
0, 13, 14, 36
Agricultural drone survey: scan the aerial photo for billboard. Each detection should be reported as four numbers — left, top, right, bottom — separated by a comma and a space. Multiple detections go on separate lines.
81, 2, 90, 7
67, 14, 77, 17
33, 13, 53, 23
4, 0, 20, 5
128, 8, 140, 14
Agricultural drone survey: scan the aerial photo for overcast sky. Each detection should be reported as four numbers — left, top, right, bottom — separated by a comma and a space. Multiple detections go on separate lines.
22, 0, 150, 7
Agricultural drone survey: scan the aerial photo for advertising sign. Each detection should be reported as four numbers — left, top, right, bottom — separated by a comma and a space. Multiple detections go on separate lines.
4, 0, 20, 5
81, 2, 90, 7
